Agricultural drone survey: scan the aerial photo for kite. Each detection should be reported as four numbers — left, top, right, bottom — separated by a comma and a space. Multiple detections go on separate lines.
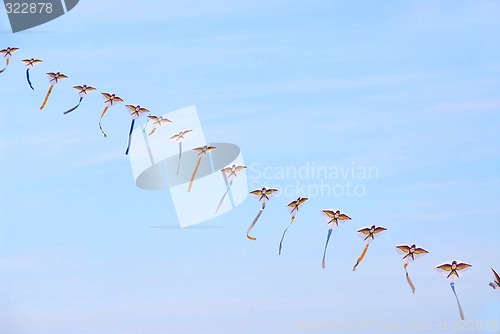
395, 244, 429, 293
0, 47, 19, 74
188, 145, 216, 192
279, 197, 308, 255
125, 105, 149, 155
40, 72, 68, 110
214, 164, 247, 215
247, 187, 279, 240
64, 85, 96, 115
170, 130, 193, 175
21, 58, 42, 90
489, 268, 500, 289
321, 209, 351, 269
436, 260, 472, 320
352, 225, 386, 271
146, 115, 172, 135
99, 93, 124, 137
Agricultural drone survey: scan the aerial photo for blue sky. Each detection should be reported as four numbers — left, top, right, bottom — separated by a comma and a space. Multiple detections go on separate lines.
1, 1, 499, 333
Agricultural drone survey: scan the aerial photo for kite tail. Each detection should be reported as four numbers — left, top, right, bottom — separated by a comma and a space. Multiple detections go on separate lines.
26, 68, 34, 90
278, 217, 294, 255
63, 96, 83, 115
39, 85, 53, 110
148, 128, 157, 135
247, 202, 265, 240
353, 244, 369, 271
176, 142, 182, 175
321, 229, 333, 269
125, 119, 135, 155
214, 181, 233, 215
99, 107, 109, 138
188, 157, 202, 192
450, 283, 465, 320
405, 270, 416, 294
0, 59, 8, 73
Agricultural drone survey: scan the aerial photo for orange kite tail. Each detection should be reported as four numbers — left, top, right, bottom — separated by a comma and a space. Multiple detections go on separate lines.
353, 243, 369, 271
40, 85, 54, 110
188, 157, 202, 192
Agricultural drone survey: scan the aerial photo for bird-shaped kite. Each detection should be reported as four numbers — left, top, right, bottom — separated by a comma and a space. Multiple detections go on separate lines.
0, 47, 19, 74
247, 187, 279, 240
125, 105, 149, 155
279, 197, 308, 255
99, 93, 124, 137
395, 244, 429, 293
188, 145, 216, 192
436, 260, 472, 320
64, 85, 96, 114
214, 164, 247, 215
40, 72, 68, 110
170, 130, 193, 175
488, 268, 500, 290
21, 58, 42, 90
146, 115, 171, 135
321, 209, 351, 269
352, 225, 386, 271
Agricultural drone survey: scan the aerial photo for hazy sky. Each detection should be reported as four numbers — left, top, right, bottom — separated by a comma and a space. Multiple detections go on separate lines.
1, 1, 499, 333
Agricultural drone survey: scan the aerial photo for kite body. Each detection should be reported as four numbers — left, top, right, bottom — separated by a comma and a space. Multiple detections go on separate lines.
352, 225, 386, 271
22, 58, 42, 90
188, 145, 216, 192
395, 244, 428, 293
40, 72, 68, 110
99, 92, 124, 137
279, 197, 308, 255
436, 260, 471, 320
246, 187, 279, 240
321, 209, 351, 268
0, 47, 19, 74
215, 165, 247, 215
147, 115, 172, 135
125, 105, 149, 155
170, 130, 193, 175
64, 85, 96, 114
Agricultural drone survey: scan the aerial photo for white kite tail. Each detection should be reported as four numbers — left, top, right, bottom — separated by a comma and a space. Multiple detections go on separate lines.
247, 202, 265, 241
451, 283, 465, 320
278, 216, 295, 255
404, 264, 416, 294
214, 180, 233, 215
176, 142, 182, 175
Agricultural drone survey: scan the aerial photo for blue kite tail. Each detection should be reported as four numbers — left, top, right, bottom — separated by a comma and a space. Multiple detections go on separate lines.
26, 68, 34, 90
125, 119, 135, 155
321, 229, 333, 268
63, 97, 83, 115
